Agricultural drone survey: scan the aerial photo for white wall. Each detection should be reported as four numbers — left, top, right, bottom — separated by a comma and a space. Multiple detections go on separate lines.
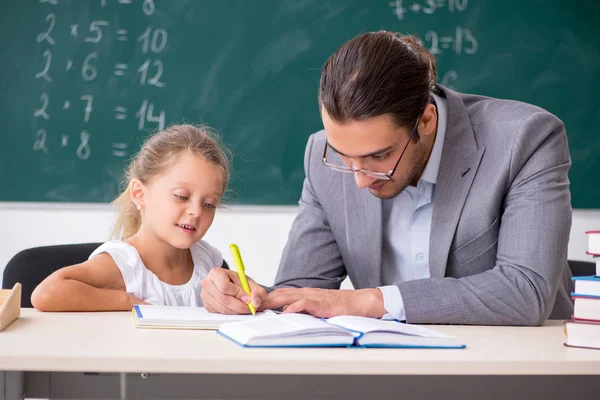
1, 203, 599, 289
0, 203, 297, 288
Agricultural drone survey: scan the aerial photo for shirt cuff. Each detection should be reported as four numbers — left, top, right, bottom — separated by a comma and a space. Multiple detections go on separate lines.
377, 285, 406, 321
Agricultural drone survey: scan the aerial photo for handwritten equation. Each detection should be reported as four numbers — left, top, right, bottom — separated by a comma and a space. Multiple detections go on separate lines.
33, 0, 166, 161
388, 0, 476, 89
389, 0, 469, 21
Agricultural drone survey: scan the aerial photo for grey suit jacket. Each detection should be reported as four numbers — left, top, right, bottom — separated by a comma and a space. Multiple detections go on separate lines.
274, 86, 573, 325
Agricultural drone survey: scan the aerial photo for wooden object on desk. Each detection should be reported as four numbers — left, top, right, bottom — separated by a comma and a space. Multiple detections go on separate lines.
1, 309, 600, 375
0, 283, 21, 331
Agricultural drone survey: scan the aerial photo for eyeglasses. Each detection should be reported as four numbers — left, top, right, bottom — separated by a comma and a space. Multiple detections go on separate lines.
321, 115, 422, 181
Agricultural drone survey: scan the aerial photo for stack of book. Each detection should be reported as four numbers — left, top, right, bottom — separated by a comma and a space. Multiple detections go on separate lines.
564, 231, 600, 350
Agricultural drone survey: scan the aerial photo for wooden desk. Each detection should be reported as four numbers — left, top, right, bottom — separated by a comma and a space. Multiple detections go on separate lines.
1, 309, 600, 399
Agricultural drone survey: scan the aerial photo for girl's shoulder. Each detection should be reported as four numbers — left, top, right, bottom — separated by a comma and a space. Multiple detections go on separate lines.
190, 240, 223, 270
89, 240, 142, 268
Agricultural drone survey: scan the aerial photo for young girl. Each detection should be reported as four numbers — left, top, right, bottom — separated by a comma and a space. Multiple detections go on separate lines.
31, 124, 231, 311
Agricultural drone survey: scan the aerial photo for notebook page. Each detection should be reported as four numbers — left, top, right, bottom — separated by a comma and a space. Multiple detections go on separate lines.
138, 306, 270, 322
327, 316, 454, 338
243, 313, 345, 336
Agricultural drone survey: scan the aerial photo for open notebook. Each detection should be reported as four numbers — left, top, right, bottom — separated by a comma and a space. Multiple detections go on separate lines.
217, 313, 466, 348
132, 305, 274, 330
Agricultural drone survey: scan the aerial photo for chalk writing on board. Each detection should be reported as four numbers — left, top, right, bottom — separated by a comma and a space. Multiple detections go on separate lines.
111, 143, 128, 157
136, 100, 166, 132
36, 13, 56, 45
440, 70, 458, 90
33, 93, 50, 120
33, 0, 166, 161
142, 0, 156, 16
80, 95, 93, 123
84, 20, 108, 43
34, 49, 53, 82
421, 27, 478, 55
33, 129, 49, 153
117, 29, 128, 41
137, 27, 167, 53
389, 0, 468, 21
388, 0, 475, 88
77, 131, 91, 160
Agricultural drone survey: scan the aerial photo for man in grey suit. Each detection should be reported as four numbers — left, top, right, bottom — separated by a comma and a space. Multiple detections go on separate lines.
201, 31, 573, 325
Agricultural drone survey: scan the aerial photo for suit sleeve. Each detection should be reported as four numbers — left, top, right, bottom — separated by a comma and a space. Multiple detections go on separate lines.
273, 134, 347, 289
396, 112, 572, 326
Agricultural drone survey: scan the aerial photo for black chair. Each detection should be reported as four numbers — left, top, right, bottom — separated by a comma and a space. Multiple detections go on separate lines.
3, 243, 228, 308
568, 259, 597, 277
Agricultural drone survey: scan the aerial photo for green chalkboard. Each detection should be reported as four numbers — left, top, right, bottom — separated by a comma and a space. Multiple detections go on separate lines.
1, 0, 598, 207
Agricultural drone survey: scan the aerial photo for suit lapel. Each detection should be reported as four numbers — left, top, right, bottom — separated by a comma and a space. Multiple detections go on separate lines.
429, 88, 485, 278
343, 175, 382, 288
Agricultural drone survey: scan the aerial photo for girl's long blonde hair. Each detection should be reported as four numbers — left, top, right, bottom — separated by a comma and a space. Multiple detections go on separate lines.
111, 124, 230, 240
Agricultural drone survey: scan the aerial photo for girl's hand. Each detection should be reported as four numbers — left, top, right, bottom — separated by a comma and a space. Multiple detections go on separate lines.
128, 293, 149, 307
200, 268, 266, 314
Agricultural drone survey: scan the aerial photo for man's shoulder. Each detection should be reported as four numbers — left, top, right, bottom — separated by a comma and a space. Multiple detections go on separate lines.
309, 129, 327, 148
445, 89, 565, 151
305, 129, 328, 170
303, 129, 347, 191
456, 90, 562, 128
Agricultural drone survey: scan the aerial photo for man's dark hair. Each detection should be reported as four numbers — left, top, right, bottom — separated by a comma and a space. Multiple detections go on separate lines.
319, 31, 440, 135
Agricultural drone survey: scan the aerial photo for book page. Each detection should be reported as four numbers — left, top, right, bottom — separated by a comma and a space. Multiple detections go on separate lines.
218, 313, 355, 345
327, 316, 454, 338
242, 313, 347, 336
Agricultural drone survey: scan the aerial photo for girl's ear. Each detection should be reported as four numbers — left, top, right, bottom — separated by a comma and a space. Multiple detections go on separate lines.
129, 179, 146, 210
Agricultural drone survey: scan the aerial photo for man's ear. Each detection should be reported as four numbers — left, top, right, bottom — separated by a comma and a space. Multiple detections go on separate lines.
419, 103, 438, 137
129, 179, 146, 210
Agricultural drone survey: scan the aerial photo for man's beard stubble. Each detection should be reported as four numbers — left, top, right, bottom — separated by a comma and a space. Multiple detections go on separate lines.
369, 142, 427, 200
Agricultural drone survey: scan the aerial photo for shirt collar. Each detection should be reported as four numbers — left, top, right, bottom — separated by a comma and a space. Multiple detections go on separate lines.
419, 93, 447, 185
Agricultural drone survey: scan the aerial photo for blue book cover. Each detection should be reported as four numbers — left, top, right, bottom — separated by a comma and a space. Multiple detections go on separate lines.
571, 276, 600, 299
572, 276, 600, 282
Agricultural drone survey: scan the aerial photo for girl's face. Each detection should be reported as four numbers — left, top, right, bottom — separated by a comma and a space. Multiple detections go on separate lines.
139, 152, 224, 249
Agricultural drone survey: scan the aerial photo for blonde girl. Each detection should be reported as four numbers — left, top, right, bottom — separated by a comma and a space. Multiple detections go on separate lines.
32, 124, 230, 311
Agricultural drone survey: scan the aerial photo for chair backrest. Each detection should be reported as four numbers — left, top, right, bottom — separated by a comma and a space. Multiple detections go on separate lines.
3, 243, 229, 308
2, 243, 103, 308
568, 259, 597, 277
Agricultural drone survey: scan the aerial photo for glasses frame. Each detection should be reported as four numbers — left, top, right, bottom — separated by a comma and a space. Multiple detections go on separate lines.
321, 114, 422, 181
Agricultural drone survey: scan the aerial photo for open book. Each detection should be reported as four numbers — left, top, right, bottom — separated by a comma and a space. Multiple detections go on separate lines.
217, 313, 466, 348
132, 305, 273, 330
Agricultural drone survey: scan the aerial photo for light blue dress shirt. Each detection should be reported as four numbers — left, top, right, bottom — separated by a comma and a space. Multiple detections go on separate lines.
377, 94, 448, 321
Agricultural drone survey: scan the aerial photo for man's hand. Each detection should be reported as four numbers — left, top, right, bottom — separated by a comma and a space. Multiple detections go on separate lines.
262, 288, 387, 318
200, 268, 267, 314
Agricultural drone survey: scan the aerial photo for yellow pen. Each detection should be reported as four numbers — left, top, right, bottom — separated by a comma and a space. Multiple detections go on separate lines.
229, 244, 256, 315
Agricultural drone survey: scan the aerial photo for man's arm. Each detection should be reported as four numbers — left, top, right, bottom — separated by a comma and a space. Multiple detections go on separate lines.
273, 134, 347, 289
397, 111, 572, 326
